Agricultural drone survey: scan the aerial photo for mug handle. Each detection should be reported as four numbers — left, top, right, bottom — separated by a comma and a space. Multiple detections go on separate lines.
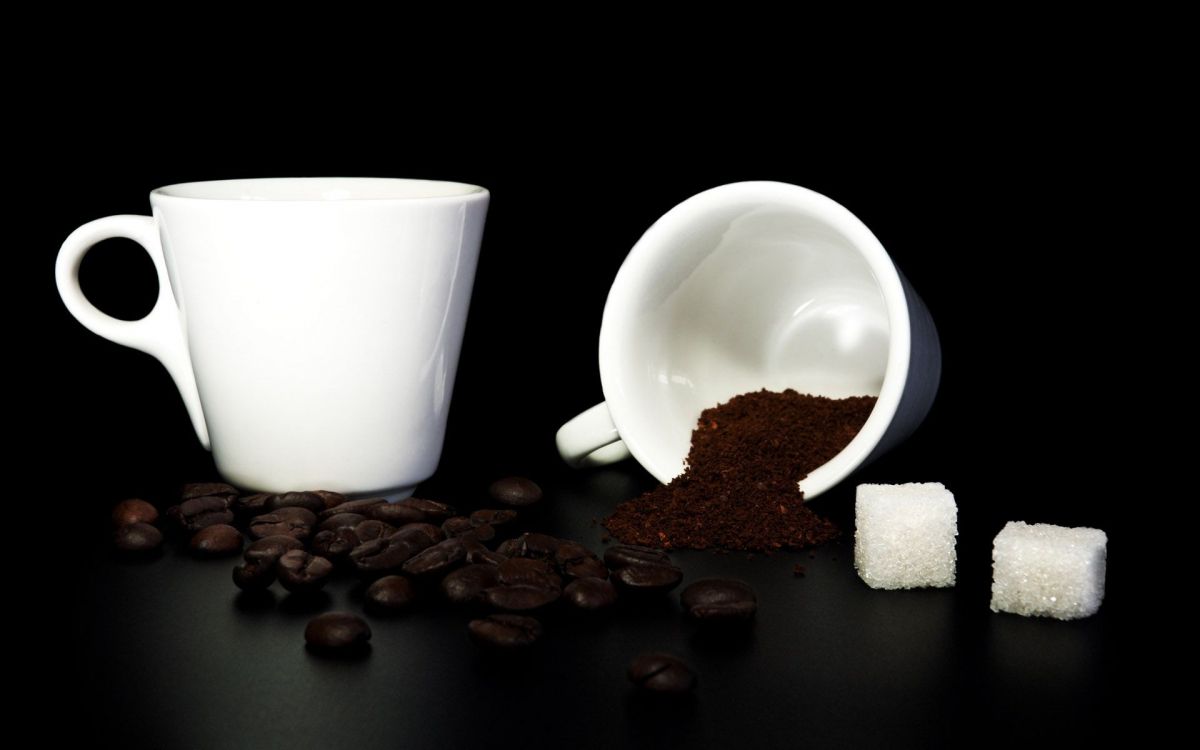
55, 215, 211, 450
555, 402, 632, 467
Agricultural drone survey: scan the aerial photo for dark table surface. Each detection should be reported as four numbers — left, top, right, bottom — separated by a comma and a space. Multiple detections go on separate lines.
32, 112, 1132, 748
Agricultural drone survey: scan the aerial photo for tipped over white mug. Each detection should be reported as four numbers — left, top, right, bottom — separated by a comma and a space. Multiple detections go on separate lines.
555, 181, 940, 500
56, 177, 489, 497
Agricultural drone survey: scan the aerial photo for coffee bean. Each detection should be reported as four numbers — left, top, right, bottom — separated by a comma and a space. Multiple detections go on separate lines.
312, 490, 347, 511
442, 517, 476, 537
497, 557, 562, 589
232, 560, 276, 590
556, 542, 608, 580
319, 497, 385, 520
498, 532, 560, 559
364, 502, 426, 525
484, 584, 560, 611
627, 652, 696, 693
248, 507, 317, 541
488, 477, 543, 508
277, 550, 333, 593
468, 614, 543, 649
190, 524, 244, 557
350, 525, 436, 577
396, 522, 446, 544
563, 577, 618, 611
305, 612, 371, 652
352, 519, 396, 542
613, 563, 683, 594
402, 538, 467, 578
318, 513, 366, 532
172, 496, 235, 532
464, 524, 496, 543
604, 544, 672, 570
112, 499, 158, 527
679, 579, 757, 622
233, 493, 272, 517
265, 491, 325, 514
310, 527, 360, 562
244, 535, 304, 564
365, 575, 416, 612
113, 522, 163, 553
395, 498, 456, 522
181, 482, 238, 501
469, 509, 518, 527
464, 542, 507, 566
441, 564, 500, 606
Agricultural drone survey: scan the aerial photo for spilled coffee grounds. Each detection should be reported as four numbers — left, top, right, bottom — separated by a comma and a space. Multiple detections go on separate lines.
604, 389, 876, 552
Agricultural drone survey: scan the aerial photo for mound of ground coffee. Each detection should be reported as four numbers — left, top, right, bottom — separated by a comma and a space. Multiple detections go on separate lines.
604, 389, 876, 552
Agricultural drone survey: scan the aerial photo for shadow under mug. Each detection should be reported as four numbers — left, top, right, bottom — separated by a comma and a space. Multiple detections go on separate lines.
56, 177, 489, 497
556, 181, 940, 500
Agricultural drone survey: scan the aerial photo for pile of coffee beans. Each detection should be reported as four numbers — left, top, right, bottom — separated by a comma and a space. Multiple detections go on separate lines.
112, 476, 758, 691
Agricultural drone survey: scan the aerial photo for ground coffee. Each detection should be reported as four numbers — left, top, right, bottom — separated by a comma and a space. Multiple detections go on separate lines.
604, 389, 876, 552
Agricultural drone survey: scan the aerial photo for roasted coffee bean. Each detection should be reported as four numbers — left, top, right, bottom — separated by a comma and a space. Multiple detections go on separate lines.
350, 525, 436, 576
463, 524, 496, 543
173, 496, 235, 532
312, 490, 347, 511
497, 557, 562, 589
468, 614, 543, 649
181, 482, 238, 501
680, 579, 757, 622
319, 497, 385, 520
464, 542, 507, 566
365, 575, 417, 611
353, 519, 396, 542
556, 542, 608, 580
248, 507, 317, 541
112, 499, 158, 527
310, 527, 360, 562
470, 509, 518, 527
318, 513, 367, 532
265, 491, 325, 514
498, 532, 560, 559
190, 524, 244, 557
603, 544, 672, 570
364, 502, 425, 525
244, 535, 304, 564
484, 584, 560, 611
442, 517, 476, 537
397, 522, 446, 544
627, 652, 696, 693
402, 538, 467, 578
233, 493, 272, 517
563, 577, 618, 611
305, 612, 371, 652
277, 550, 334, 593
488, 477, 543, 508
441, 564, 500, 606
232, 560, 276, 590
395, 498, 456, 521
113, 522, 163, 553
613, 563, 683, 594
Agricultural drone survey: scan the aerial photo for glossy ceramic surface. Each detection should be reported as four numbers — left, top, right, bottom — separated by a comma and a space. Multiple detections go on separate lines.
557, 181, 940, 500
56, 178, 489, 496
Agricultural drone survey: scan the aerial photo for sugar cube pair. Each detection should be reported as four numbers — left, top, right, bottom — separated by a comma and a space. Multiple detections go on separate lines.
853, 482, 1106, 620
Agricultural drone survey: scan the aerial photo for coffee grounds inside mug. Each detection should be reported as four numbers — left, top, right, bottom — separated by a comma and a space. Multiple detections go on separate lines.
603, 389, 876, 552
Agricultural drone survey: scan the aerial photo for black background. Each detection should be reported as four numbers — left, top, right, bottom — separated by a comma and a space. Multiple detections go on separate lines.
27, 96, 1133, 748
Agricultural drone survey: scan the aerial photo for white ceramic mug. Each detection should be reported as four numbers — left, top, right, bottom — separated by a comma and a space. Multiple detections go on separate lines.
56, 177, 489, 497
555, 181, 940, 500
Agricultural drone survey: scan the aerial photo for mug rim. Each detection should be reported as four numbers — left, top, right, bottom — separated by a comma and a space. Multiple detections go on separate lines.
597, 180, 912, 501
150, 177, 488, 203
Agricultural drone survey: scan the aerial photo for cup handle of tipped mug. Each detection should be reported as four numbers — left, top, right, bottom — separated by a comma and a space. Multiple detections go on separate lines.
55, 215, 211, 449
556, 403, 633, 467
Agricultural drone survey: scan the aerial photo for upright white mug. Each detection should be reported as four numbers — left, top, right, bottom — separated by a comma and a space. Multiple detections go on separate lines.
556, 181, 941, 500
56, 177, 489, 497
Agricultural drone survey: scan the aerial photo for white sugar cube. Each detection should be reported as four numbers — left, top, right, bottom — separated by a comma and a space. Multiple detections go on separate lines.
854, 482, 957, 589
990, 521, 1107, 620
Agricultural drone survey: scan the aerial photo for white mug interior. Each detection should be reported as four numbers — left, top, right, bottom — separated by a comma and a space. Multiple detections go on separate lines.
599, 182, 911, 499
